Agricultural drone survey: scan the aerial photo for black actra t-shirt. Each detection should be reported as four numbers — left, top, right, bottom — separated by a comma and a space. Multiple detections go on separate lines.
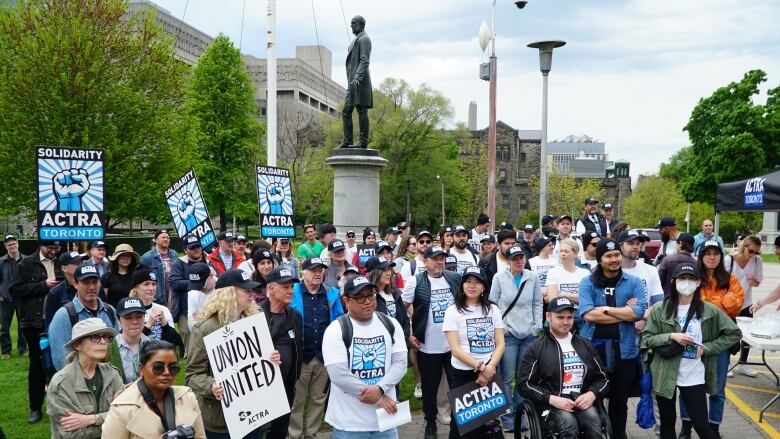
592, 274, 620, 340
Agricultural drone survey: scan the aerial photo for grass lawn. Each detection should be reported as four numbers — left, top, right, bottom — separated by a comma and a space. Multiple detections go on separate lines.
0, 313, 425, 437
762, 252, 779, 264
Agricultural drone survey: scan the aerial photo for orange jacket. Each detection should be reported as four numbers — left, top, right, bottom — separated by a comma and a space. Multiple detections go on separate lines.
700, 273, 745, 318
206, 248, 245, 275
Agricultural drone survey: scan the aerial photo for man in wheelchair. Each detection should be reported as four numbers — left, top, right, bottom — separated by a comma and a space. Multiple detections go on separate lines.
517, 297, 610, 438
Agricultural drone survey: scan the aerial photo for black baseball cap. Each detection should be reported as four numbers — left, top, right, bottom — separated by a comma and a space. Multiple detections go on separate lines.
505, 246, 526, 260
236, 234, 247, 243
445, 255, 457, 269
617, 230, 643, 243
365, 256, 395, 272
319, 223, 337, 236
541, 215, 556, 226
523, 224, 535, 232
116, 297, 146, 317
265, 267, 300, 284
441, 224, 454, 235
3, 235, 16, 243
385, 227, 399, 236
558, 215, 573, 223
58, 251, 88, 266
74, 264, 101, 281
344, 265, 360, 276
279, 238, 290, 244
534, 235, 554, 252
302, 257, 328, 270
701, 239, 723, 253
584, 197, 598, 205
397, 222, 408, 229
498, 221, 514, 230
416, 230, 433, 240
343, 276, 376, 297
461, 266, 486, 284
216, 268, 261, 289
89, 240, 107, 249
655, 217, 676, 229
480, 235, 496, 243
672, 262, 700, 280
345, 230, 356, 237
603, 203, 613, 210
453, 225, 469, 235
677, 232, 695, 246
187, 262, 212, 290
183, 235, 201, 249
154, 229, 169, 239
549, 296, 576, 313
328, 239, 346, 252
218, 231, 236, 241
582, 231, 601, 248
375, 240, 393, 253
424, 245, 447, 258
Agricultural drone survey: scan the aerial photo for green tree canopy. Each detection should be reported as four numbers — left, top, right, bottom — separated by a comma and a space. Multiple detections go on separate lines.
187, 34, 264, 230
676, 70, 780, 203
0, 0, 197, 226
528, 173, 605, 220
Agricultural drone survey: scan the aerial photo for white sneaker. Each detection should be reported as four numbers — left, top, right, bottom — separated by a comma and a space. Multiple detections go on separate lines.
739, 366, 759, 378
413, 383, 423, 398
727, 370, 735, 378
437, 414, 451, 425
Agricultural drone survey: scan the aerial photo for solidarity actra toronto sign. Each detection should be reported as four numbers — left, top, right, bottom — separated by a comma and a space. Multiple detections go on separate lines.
165, 168, 216, 250
256, 165, 294, 238
36, 146, 106, 241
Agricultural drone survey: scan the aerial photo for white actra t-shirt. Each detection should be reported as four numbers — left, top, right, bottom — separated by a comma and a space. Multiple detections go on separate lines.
442, 304, 504, 370
322, 315, 407, 431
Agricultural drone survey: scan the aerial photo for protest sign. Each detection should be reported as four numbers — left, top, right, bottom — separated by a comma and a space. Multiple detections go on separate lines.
447, 374, 509, 435
355, 244, 375, 266
256, 165, 294, 238
37, 146, 106, 241
204, 313, 290, 438
165, 169, 216, 250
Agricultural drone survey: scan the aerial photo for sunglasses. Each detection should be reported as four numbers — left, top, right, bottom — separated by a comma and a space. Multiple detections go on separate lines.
589, 242, 599, 247
346, 234, 355, 238
747, 248, 761, 255
408, 241, 417, 245
350, 294, 377, 304
88, 334, 114, 344
149, 362, 181, 376
418, 239, 432, 244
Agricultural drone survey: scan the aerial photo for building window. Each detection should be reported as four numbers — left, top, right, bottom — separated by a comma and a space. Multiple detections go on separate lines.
520, 196, 527, 210
520, 152, 527, 162
498, 169, 507, 184
498, 145, 510, 161
502, 195, 510, 210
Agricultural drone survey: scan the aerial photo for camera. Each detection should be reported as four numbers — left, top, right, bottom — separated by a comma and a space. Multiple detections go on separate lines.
163, 425, 195, 439
514, 0, 528, 8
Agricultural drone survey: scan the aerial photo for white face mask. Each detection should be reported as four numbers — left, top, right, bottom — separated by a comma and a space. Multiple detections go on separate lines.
676, 279, 699, 296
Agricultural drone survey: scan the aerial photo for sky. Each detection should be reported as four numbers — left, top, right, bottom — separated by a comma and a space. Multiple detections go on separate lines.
151, 0, 780, 179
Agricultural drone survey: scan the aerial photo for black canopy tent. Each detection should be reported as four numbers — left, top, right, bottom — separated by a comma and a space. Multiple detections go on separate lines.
714, 169, 780, 238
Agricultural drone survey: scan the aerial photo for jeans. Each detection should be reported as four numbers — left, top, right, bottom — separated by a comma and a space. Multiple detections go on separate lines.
0, 300, 26, 355
499, 333, 536, 428
332, 429, 398, 439
21, 327, 44, 411
679, 350, 729, 424
546, 405, 602, 439
417, 351, 453, 423
657, 385, 716, 439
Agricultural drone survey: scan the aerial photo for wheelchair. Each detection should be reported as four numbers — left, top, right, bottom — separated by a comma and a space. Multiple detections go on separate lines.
513, 397, 613, 438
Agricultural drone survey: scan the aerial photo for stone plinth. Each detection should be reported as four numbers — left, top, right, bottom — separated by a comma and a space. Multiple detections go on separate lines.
326, 148, 388, 239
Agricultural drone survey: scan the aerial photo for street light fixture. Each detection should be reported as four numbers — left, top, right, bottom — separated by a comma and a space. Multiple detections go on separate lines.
406, 178, 412, 225
436, 175, 445, 226
527, 39, 565, 226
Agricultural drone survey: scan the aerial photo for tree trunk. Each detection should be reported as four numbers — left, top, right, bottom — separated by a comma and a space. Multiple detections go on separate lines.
220, 208, 226, 233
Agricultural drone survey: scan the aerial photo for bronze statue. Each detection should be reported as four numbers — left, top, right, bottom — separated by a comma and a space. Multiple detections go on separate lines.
340, 15, 372, 149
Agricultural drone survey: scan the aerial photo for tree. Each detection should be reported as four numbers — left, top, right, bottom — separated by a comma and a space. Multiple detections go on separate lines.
186, 34, 264, 230
456, 125, 488, 226
623, 176, 684, 228
0, 0, 197, 226
528, 173, 605, 219
676, 70, 780, 204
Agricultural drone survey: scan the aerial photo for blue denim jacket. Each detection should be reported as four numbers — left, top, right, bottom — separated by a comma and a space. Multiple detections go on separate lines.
577, 271, 647, 360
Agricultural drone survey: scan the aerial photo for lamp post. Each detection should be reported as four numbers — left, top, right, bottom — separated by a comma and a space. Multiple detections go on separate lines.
436, 175, 445, 226
528, 40, 565, 226
406, 178, 412, 224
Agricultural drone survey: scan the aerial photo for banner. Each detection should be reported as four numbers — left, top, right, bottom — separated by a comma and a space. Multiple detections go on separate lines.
37, 146, 106, 241
355, 244, 376, 266
447, 375, 509, 435
204, 313, 290, 438
256, 165, 294, 238
165, 169, 216, 250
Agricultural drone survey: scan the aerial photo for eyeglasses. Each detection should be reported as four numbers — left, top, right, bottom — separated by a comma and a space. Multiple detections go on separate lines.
149, 362, 181, 376
408, 242, 417, 246
418, 240, 432, 244
350, 294, 377, 304
88, 334, 114, 344
589, 243, 599, 247
747, 248, 761, 255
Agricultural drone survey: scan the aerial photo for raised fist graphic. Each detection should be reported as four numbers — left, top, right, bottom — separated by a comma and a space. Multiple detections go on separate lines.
362, 349, 377, 369
265, 183, 285, 215
178, 191, 198, 230
53, 168, 90, 211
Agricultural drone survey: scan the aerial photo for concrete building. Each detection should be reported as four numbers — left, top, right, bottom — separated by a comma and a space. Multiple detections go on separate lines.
461, 121, 631, 222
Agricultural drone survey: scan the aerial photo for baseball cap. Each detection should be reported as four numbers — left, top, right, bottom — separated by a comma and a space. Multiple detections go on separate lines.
672, 262, 700, 280
343, 276, 376, 297
302, 257, 328, 270
477, 214, 491, 225
218, 231, 235, 241
65, 318, 115, 349
328, 239, 346, 252
480, 234, 496, 243
344, 265, 361, 276
346, 230, 356, 237
558, 215, 573, 223
416, 230, 433, 240
183, 235, 201, 249
677, 232, 695, 247
279, 238, 290, 244
131, 267, 157, 287
595, 238, 621, 261
445, 255, 457, 270
154, 229, 169, 240
460, 266, 486, 284
701, 240, 723, 253
74, 264, 100, 281
319, 223, 337, 236
424, 245, 447, 258
385, 227, 399, 236
453, 225, 469, 235
39, 240, 61, 246
3, 235, 16, 243
505, 246, 526, 260
375, 240, 393, 254
441, 224, 453, 235
58, 251, 88, 266
603, 203, 613, 210
89, 241, 106, 249
187, 262, 212, 290
534, 236, 554, 252
549, 296, 576, 313
523, 224, 535, 232
655, 217, 676, 229
581, 231, 601, 248
365, 256, 396, 272
617, 230, 643, 243
116, 297, 146, 317
265, 267, 300, 284
216, 268, 261, 289
541, 215, 556, 226
397, 222, 408, 229
236, 234, 247, 243
498, 221, 514, 230
584, 197, 599, 205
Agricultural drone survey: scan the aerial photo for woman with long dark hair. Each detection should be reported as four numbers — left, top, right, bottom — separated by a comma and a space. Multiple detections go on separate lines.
724, 235, 763, 377
642, 263, 740, 439
443, 266, 505, 438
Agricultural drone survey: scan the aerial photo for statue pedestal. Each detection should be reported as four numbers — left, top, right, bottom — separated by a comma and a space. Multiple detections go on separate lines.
326, 148, 387, 239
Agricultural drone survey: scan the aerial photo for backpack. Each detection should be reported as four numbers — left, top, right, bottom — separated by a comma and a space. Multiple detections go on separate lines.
337, 312, 396, 361
64, 301, 117, 328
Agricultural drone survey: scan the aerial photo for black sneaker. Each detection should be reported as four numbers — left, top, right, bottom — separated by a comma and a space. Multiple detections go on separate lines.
27, 410, 42, 424
677, 430, 691, 439
424, 421, 437, 439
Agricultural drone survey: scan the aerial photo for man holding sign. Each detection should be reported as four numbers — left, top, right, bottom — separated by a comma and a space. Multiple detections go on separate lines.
518, 297, 610, 438
322, 276, 407, 437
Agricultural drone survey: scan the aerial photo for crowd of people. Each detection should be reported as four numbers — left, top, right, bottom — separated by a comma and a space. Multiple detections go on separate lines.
0, 197, 778, 439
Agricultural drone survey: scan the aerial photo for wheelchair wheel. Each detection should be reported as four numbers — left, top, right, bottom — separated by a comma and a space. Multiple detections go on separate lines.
596, 400, 613, 438
514, 399, 544, 439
